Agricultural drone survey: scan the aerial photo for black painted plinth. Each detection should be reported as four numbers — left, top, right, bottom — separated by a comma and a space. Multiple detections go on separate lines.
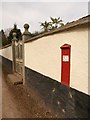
1, 56, 90, 118
25, 67, 90, 118
0, 55, 12, 73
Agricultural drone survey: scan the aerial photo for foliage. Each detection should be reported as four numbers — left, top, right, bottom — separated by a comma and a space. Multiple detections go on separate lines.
8, 24, 22, 43
40, 17, 64, 32
0, 24, 22, 47
31, 31, 40, 37
4, 28, 12, 37
50, 17, 64, 28
40, 21, 52, 32
0, 29, 7, 47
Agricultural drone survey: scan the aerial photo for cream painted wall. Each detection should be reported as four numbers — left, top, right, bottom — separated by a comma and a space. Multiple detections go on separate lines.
0, 49, 2, 56
0, 46, 12, 61
25, 26, 88, 95
88, 27, 90, 95
0, 26, 88, 95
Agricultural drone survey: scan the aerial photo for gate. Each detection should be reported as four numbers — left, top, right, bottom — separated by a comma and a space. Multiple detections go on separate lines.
11, 23, 31, 85
15, 40, 23, 75
12, 32, 24, 77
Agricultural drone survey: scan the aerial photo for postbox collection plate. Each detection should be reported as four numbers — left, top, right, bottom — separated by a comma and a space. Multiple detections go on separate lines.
63, 55, 69, 62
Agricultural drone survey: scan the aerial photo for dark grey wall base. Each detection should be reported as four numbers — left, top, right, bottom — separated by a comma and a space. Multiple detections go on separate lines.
25, 67, 90, 118
1, 55, 90, 118
0, 55, 12, 73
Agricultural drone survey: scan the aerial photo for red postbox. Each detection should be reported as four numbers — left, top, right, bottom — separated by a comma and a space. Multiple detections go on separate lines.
60, 44, 71, 86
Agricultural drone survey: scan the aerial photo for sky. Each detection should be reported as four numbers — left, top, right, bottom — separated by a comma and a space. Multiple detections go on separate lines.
0, 0, 89, 33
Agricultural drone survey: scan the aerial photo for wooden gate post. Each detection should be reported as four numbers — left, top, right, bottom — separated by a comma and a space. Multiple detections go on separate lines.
12, 32, 17, 73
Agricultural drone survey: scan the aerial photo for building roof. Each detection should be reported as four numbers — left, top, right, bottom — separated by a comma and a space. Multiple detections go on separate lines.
25, 15, 90, 43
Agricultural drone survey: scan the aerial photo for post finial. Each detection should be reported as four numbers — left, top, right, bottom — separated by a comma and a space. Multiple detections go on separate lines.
12, 32, 17, 41
23, 23, 31, 41
24, 24, 29, 30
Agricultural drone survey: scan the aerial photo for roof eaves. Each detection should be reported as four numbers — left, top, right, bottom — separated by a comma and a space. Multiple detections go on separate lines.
24, 15, 90, 43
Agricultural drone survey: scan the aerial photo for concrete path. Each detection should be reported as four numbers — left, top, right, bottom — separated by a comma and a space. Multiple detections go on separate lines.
0, 63, 2, 119
1, 59, 89, 118
1, 63, 55, 118
2, 75, 22, 118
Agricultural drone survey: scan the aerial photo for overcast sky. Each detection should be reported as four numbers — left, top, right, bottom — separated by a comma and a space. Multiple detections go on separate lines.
0, 0, 89, 33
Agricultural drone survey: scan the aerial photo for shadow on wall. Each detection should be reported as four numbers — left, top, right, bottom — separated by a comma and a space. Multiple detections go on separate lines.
0, 56, 12, 74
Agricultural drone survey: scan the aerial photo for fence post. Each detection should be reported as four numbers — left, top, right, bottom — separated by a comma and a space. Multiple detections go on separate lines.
22, 23, 31, 85
12, 32, 17, 73
22, 23, 31, 41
